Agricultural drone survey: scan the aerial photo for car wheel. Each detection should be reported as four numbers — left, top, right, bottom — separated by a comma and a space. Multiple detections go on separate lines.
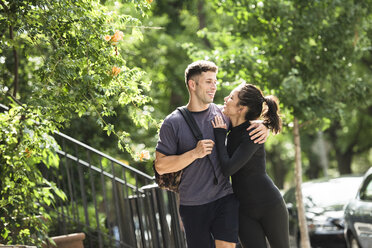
349, 234, 360, 248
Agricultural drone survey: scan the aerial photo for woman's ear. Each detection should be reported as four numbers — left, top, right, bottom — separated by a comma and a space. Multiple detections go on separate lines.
240, 106, 248, 114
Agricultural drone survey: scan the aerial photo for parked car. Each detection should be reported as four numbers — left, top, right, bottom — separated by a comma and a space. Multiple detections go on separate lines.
344, 167, 372, 248
283, 175, 364, 248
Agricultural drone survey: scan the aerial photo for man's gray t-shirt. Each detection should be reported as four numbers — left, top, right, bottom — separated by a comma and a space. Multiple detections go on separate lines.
156, 103, 234, 206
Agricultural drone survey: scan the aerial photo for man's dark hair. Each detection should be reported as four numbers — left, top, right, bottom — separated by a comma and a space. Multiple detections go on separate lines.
184, 60, 218, 87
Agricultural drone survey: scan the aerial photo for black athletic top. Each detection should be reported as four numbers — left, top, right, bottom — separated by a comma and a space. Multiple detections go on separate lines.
214, 121, 282, 207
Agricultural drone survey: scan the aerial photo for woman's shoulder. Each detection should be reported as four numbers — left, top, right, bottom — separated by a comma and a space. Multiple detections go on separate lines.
239, 130, 263, 147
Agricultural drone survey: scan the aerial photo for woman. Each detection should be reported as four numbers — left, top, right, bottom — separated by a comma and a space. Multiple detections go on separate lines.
211, 83, 289, 248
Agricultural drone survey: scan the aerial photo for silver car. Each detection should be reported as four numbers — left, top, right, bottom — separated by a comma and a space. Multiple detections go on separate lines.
284, 175, 363, 248
344, 167, 372, 248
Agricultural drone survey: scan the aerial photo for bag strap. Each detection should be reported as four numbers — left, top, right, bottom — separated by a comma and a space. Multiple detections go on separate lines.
177, 106, 218, 185
177, 107, 203, 141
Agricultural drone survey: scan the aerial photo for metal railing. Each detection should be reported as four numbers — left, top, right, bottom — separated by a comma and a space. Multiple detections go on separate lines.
0, 104, 186, 247
43, 131, 186, 248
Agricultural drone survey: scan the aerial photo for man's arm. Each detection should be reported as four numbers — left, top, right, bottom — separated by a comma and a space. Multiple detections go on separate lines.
155, 139, 215, 175
218, 106, 269, 144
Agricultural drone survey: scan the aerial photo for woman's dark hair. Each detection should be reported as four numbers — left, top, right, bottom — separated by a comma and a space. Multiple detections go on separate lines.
237, 83, 282, 134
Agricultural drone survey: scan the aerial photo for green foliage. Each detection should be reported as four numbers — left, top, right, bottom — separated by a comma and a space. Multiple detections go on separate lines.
1, 0, 154, 151
0, 105, 66, 245
190, 0, 371, 122
60, 0, 219, 176
0, 0, 153, 245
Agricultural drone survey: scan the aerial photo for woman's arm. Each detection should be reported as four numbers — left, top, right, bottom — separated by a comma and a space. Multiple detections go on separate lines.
214, 128, 261, 177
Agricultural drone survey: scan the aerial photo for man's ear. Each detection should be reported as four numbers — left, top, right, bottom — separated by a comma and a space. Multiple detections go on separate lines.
188, 79, 196, 91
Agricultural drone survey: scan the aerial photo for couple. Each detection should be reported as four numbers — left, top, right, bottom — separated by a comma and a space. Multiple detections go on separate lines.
154, 60, 289, 248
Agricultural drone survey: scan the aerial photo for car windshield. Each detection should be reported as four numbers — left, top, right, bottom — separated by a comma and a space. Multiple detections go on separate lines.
303, 177, 363, 208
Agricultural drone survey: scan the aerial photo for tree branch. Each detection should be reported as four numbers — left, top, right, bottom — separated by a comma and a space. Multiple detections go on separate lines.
6, 91, 23, 106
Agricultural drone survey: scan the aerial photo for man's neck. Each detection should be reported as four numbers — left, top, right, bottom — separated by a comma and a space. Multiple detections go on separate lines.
186, 100, 210, 112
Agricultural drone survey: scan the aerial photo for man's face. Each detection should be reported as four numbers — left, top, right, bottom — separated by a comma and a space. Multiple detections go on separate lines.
192, 71, 217, 104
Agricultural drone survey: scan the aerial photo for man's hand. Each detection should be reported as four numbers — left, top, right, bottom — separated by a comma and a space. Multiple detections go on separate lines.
193, 139, 215, 158
248, 122, 269, 144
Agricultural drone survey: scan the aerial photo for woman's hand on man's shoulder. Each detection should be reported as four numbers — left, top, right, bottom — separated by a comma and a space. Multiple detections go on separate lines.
212, 115, 227, 129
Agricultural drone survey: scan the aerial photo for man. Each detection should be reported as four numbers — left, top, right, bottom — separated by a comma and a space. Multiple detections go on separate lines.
155, 61, 268, 248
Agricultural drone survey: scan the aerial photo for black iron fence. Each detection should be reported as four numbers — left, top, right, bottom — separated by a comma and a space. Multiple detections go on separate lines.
0, 104, 186, 247
42, 131, 186, 248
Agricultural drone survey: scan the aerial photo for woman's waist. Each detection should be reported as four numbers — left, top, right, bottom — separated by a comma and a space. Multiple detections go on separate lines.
231, 175, 281, 197
233, 184, 282, 206
232, 171, 268, 180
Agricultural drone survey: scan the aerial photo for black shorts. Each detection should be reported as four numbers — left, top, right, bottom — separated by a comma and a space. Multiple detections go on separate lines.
179, 194, 239, 248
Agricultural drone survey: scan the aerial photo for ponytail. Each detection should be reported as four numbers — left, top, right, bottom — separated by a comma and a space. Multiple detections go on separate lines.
237, 84, 282, 134
262, 96, 282, 134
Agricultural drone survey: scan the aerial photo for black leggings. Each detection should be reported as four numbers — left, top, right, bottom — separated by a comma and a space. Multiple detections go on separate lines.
239, 199, 290, 248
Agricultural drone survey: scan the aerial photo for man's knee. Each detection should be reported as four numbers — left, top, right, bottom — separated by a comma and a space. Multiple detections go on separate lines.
215, 240, 236, 248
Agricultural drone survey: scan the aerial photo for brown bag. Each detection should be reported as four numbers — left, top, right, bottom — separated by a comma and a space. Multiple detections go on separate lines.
153, 107, 218, 192
153, 161, 183, 193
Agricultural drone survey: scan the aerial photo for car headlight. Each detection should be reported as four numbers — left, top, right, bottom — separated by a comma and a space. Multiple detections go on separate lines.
331, 218, 345, 229
307, 216, 343, 233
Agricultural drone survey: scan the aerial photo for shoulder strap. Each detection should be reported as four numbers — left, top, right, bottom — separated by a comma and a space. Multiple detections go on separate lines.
177, 106, 203, 141
177, 106, 219, 185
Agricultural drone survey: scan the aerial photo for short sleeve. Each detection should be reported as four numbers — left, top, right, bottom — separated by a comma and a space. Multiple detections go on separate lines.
156, 120, 178, 156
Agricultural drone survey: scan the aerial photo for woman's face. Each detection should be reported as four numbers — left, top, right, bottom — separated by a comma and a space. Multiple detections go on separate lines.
222, 88, 241, 118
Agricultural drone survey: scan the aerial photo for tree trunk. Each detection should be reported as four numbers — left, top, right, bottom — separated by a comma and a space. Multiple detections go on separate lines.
336, 150, 353, 175
169, 91, 183, 111
306, 154, 322, 179
266, 144, 289, 189
316, 131, 329, 176
197, 0, 212, 48
9, 25, 19, 98
293, 117, 311, 248
197, 0, 206, 29
301, 133, 322, 179
327, 121, 353, 174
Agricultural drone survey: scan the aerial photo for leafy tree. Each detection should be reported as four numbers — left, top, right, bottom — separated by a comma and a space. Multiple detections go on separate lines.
0, 105, 66, 245
326, 104, 372, 174
0, 0, 152, 245
64, 0, 220, 175
325, 43, 372, 174
32, 0, 222, 176
188, 0, 372, 247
